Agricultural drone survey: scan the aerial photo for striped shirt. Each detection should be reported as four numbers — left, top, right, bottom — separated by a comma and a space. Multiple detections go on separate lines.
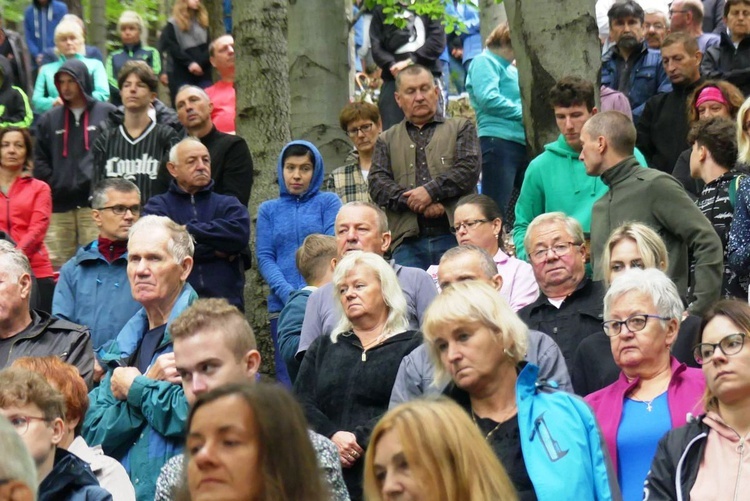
92, 121, 180, 203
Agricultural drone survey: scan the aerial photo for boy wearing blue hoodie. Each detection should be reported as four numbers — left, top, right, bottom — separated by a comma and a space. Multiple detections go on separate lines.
257, 141, 342, 385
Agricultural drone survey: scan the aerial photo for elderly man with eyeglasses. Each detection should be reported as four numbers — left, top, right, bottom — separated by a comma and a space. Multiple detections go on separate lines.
53, 178, 143, 384
517, 212, 606, 372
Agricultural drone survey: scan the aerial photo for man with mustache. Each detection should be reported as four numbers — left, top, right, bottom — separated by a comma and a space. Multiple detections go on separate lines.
601, 0, 672, 121
143, 137, 250, 310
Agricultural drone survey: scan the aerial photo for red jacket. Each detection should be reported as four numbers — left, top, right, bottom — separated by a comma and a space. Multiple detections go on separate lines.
0, 176, 54, 278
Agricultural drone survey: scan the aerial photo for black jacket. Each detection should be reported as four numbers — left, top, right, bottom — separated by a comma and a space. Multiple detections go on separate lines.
571, 314, 701, 396
33, 58, 116, 211
38, 448, 112, 501
370, 6, 445, 80
701, 32, 750, 95
294, 329, 421, 500
0, 55, 31, 128
636, 78, 703, 174
1, 310, 94, 388
518, 278, 605, 372
643, 416, 708, 501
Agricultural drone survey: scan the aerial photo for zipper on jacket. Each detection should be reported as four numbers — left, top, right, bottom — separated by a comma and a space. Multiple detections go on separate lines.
734, 434, 748, 501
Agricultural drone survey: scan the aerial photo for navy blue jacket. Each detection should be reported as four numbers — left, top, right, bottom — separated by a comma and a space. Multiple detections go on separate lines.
144, 180, 250, 309
39, 448, 112, 501
601, 41, 672, 121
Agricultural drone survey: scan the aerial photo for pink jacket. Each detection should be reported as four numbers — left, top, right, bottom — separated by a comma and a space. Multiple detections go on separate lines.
585, 356, 705, 474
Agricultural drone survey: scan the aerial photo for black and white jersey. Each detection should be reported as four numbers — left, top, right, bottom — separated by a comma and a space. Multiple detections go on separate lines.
92, 121, 180, 203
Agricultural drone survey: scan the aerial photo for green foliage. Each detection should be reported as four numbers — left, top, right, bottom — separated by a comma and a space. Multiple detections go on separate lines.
83, 0, 166, 51
2, 0, 30, 24
362, 0, 503, 34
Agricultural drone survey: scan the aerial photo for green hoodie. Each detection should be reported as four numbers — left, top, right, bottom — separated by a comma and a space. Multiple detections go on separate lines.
513, 134, 647, 260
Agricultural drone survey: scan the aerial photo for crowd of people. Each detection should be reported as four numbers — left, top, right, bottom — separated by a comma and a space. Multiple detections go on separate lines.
2, 0, 750, 500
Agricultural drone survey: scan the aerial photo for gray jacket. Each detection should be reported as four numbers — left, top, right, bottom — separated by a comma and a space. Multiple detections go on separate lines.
1, 310, 94, 388
389, 329, 572, 408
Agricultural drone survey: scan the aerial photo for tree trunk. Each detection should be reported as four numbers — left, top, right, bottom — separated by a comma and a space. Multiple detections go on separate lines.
479, 0, 506, 43
88, 0, 107, 57
504, 0, 600, 156
234, 0, 291, 376
65, 0, 83, 17
205, 0, 227, 39
288, 0, 352, 173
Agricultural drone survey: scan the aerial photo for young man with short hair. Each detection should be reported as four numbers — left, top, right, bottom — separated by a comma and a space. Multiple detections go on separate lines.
92, 61, 180, 204
0, 367, 110, 500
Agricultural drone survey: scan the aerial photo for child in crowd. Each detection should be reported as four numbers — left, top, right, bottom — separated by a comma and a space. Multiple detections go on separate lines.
277, 234, 337, 383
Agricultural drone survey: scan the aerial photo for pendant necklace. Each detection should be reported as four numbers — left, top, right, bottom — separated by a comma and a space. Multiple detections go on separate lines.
471, 406, 516, 441
360, 334, 386, 362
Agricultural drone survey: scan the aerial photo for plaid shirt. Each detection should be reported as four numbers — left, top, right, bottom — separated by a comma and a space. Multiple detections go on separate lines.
324, 160, 372, 204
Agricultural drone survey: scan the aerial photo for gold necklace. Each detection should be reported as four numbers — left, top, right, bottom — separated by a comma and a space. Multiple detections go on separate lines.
471, 406, 517, 441
360, 334, 386, 362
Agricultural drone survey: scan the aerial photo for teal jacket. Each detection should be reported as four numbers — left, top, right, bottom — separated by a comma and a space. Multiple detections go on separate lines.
82, 284, 197, 501
513, 134, 647, 260
466, 48, 525, 144
32, 53, 109, 113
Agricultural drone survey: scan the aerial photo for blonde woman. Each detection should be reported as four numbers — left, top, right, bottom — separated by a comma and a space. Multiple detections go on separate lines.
364, 398, 518, 501
159, 0, 211, 102
31, 19, 109, 113
294, 251, 421, 501
422, 280, 618, 499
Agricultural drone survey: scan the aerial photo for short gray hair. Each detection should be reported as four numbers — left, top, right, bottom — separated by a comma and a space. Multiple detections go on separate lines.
91, 178, 140, 209
129, 215, 194, 264
644, 7, 670, 28
338, 201, 390, 233
0, 414, 37, 497
439, 244, 497, 280
0, 240, 32, 279
176, 85, 210, 104
603, 268, 684, 325
524, 212, 585, 255
169, 136, 206, 164
330, 251, 409, 342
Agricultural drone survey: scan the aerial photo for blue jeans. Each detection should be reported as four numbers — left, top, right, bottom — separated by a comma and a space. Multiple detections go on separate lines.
270, 316, 291, 388
392, 233, 457, 270
480, 136, 529, 217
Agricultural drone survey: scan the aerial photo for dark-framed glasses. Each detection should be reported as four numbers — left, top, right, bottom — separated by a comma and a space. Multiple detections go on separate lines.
529, 241, 580, 264
7, 415, 50, 435
96, 204, 141, 216
693, 333, 747, 365
450, 219, 489, 234
346, 123, 374, 137
602, 313, 670, 337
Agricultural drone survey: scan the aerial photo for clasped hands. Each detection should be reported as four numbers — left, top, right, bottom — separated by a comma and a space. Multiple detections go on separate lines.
110, 352, 182, 401
404, 186, 444, 218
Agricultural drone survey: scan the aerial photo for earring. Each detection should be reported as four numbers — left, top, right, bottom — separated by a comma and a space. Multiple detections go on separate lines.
503, 348, 513, 359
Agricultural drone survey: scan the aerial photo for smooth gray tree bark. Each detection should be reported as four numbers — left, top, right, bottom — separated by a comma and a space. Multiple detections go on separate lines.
235, 0, 291, 376
479, 0, 506, 43
288, 0, 352, 173
504, 0, 600, 156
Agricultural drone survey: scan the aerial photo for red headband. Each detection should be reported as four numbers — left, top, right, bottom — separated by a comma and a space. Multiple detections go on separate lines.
695, 87, 729, 109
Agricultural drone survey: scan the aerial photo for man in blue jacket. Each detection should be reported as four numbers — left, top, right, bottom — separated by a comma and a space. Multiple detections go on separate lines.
23, 0, 67, 67
601, 0, 672, 120
143, 137, 250, 311
52, 179, 143, 383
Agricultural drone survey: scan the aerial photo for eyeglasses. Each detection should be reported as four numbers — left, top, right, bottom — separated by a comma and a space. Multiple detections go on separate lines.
669, 9, 688, 15
346, 123, 374, 137
450, 219, 489, 234
693, 333, 747, 365
7, 415, 50, 435
529, 241, 580, 264
602, 313, 670, 337
96, 204, 142, 216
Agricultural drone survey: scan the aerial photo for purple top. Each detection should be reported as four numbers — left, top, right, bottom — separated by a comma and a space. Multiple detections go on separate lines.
585, 356, 705, 474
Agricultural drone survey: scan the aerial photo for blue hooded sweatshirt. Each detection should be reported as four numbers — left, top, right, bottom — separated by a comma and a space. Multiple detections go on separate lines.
256, 140, 342, 313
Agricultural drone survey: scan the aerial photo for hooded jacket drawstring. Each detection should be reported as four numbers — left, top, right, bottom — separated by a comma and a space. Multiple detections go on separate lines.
33, 5, 54, 42
62, 109, 91, 158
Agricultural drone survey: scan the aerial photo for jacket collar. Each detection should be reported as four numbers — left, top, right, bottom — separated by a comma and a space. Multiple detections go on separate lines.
600, 155, 642, 187
74, 239, 129, 265
167, 179, 215, 196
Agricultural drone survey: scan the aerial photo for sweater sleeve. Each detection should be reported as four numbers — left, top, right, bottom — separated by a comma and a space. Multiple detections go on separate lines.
413, 15, 446, 63
186, 200, 250, 254
321, 193, 343, 234
0, 87, 33, 128
651, 176, 723, 315
18, 181, 51, 256
467, 56, 523, 120
89, 59, 111, 103
512, 161, 545, 261
293, 338, 340, 439
255, 201, 295, 305
31, 65, 55, 114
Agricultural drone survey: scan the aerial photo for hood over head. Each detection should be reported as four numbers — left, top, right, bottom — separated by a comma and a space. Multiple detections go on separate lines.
276, 139, 325, 200
54, 58, 93, 104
